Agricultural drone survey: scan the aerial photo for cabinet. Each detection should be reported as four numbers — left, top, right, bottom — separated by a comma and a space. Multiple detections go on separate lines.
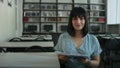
23, 0, 107, 35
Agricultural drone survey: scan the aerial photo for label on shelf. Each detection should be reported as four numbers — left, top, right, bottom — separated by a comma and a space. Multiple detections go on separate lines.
25, 0, 39, 2
41, 0, 56, 3
74, 0, 87, 3
98, 18, 105, 23
58, 0, 72, 3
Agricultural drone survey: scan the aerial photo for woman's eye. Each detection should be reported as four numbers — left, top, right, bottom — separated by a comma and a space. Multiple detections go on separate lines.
72, 18, 78, 20
72, 17, 84, 20
80, 17, 84, 20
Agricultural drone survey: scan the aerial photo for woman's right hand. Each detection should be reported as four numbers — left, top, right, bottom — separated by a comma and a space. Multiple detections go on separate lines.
58, 54, 69, 61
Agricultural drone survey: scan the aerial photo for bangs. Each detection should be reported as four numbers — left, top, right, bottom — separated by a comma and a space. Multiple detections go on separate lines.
70, 8, 85, 19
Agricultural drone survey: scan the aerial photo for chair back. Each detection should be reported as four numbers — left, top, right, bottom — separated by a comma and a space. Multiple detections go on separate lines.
51, 33, 61, 46
105, 38, 120, 50
0, 48, 6, 52
25, 46, 46, 52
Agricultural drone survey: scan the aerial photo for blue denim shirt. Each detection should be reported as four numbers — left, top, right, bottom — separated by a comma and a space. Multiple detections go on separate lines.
54, 32, 102, 68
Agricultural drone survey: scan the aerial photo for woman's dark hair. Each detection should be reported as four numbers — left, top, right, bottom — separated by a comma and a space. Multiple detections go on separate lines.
67, 7, 88, 37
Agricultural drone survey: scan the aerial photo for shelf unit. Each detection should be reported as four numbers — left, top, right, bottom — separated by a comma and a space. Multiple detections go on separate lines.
23, 0, 107, 35
57, 0, 73, 33
23, 0, 40, 34
88, 0, 107, 34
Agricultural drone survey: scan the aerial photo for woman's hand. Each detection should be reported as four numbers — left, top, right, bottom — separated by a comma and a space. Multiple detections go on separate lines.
77, 56, 100, 68
76, 57, 89, 64
58, 54, 69, 61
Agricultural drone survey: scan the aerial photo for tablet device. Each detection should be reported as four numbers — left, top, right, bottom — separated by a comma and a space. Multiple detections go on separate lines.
66, 55, 88, 59
55, 51, 88, 59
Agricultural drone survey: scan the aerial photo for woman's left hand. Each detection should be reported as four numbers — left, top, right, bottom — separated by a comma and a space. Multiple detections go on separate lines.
76, 57, 89, 64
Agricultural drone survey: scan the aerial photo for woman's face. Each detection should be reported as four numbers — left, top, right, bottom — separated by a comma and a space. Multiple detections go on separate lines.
72, 17, 85, 31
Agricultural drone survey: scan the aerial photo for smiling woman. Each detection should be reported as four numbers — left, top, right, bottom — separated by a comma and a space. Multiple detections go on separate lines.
54, 7, 102, 68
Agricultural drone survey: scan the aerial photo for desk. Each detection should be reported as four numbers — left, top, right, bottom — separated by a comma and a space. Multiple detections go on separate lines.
0, 52, 60, 68
0, 42, 53, 48
102, 37, 120, 39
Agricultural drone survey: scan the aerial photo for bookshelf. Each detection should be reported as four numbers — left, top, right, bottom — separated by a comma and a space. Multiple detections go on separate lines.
23, 0, 107, 35
88, 0, 107, 34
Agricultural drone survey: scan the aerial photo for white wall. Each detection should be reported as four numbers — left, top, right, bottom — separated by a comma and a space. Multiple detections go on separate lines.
0, 0, 23, 42
107, 0, 120, 24
116, 0, 120, 24
0, 0, 16, 41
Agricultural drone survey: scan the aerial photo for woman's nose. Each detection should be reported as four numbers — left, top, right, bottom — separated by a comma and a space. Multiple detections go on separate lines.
75, 19, 81, 24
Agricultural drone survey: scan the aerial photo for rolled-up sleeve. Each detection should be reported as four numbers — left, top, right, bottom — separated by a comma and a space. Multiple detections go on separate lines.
54, 34, 63, 52
92, 36, 102, 57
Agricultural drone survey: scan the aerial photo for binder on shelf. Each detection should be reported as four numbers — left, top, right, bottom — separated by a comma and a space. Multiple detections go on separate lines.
25, 12, 31, 16
98, 18, 105, 23
23, 17, 29, 22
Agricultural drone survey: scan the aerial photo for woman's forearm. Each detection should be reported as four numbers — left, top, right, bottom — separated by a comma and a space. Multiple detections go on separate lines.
88, 60, 100, 68
58, 54, 69, 61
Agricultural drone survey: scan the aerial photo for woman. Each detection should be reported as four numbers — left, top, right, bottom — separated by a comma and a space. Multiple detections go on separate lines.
54, 7, 102, 68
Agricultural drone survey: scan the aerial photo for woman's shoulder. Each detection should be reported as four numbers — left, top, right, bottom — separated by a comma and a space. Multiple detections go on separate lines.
85, 33, 97, 40
59, 32, 70, 39
60, 32, 69, 37
85, 34, 100, 47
